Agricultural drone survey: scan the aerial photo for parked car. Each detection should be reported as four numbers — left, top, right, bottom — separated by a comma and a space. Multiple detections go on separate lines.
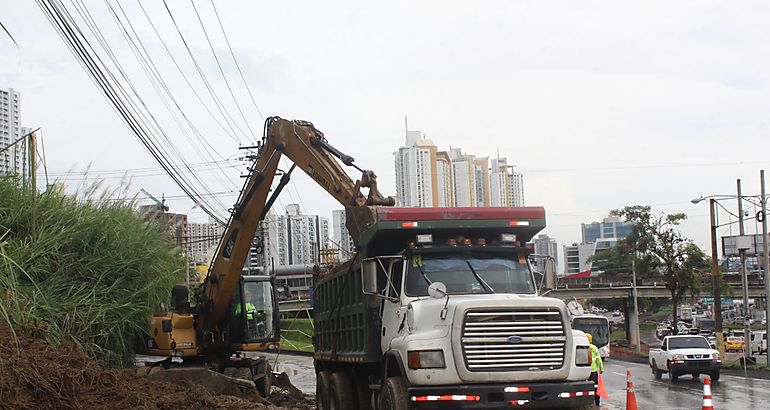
726, 336, 745, 352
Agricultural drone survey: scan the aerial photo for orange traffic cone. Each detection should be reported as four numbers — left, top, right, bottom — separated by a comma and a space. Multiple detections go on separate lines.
702, 376, 714, 410
626, 370, 638, 410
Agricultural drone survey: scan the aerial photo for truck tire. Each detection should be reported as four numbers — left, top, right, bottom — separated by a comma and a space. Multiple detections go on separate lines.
667, 361, 679, 382
652, 360, 662, 380
710, 370, 720, 381
317, 371, 332, 410
329, 372, 354, 410
378, 377, 409, 410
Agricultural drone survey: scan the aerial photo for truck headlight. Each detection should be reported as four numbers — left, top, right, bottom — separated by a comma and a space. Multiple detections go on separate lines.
711, 352, 720, 361
408, 350, 445, 369
575, 346, 591, 366
672, 353, 685, 362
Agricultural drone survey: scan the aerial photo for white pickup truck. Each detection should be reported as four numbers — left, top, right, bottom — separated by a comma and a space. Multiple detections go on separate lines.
648, 335, 721, 381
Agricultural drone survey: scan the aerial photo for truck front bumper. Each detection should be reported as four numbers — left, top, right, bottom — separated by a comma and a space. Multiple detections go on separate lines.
670, 360, 721, 374
408, 381, 595, 409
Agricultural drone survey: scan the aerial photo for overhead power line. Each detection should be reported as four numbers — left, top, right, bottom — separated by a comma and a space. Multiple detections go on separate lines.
38, 0, 227, 224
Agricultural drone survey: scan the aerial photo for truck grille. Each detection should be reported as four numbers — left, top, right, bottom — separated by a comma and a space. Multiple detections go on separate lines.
461, 309, 566, 371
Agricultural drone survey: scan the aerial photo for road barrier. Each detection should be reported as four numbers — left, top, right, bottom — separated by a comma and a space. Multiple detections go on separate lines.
702, 376, 714, 410
626, 370, 638, 410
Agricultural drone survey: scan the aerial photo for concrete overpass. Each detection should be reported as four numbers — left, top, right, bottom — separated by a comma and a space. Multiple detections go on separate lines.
277, 281, 768, 312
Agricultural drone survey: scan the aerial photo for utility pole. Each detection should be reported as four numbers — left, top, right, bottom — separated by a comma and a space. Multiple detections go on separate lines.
761, 170, 770, 346
632, 256, 641, 353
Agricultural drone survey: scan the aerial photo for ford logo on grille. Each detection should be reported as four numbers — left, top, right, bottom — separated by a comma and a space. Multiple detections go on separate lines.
507, 335, 523, 344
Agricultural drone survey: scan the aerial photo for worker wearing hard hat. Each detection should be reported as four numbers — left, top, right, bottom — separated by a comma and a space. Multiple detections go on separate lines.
586, 333, 604, 406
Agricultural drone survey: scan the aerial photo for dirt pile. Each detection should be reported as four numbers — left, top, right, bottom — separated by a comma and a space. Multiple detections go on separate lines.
0, 326, 314, 410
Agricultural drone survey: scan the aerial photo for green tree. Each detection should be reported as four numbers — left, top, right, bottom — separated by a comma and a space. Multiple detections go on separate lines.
610, 205, 710, 330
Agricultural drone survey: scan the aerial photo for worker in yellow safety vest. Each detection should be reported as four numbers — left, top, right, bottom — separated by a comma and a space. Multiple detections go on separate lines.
587, 333, 604, 406
235, 290, 257, 320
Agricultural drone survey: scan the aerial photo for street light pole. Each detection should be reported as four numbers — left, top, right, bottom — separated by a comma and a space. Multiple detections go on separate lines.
709, 198, 724, 354
737, 179, 751, 365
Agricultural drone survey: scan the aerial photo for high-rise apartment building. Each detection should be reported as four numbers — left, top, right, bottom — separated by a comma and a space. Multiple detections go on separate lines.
533, 234, 559, 267
257, 204, 329, 269
393, 127, 523, 209
188, 217, 225, 264
435, 151, 453, 207
332, 209, 355, 262
490, 157, 525, 207
394, 131, 436, 207
1, 88, 24, 176
449, 148, 488, 207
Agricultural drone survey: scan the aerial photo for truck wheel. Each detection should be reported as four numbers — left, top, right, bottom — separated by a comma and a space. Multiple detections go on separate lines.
329, 372, 354, 410
378, 377, 409, 410
652, 360, 662, 380
670, 372, 679, 382
317, 371, 332, 410
710, 370, 720, 381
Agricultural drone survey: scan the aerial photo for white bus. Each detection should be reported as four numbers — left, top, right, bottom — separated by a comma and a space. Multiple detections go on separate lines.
572, 314, 611, 358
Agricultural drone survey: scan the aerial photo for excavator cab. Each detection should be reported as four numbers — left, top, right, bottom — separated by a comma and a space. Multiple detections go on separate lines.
228, 275, 280, 350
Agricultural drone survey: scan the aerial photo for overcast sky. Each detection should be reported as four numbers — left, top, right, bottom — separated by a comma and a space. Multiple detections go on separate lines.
3, 1, 770, 267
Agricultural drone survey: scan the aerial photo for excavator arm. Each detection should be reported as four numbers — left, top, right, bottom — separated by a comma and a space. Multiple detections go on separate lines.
197, 117, 393, 339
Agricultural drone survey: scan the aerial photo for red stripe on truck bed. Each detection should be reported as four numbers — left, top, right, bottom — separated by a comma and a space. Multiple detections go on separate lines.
375, 207, 545, 221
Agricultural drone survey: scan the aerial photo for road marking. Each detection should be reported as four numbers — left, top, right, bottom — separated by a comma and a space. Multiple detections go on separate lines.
612, 372, 625, 376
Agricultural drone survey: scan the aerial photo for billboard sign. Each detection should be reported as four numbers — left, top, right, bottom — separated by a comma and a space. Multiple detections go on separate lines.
722, 234, 767, 256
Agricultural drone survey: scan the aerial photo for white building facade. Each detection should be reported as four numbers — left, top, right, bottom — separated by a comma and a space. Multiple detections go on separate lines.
1, 88, 24, 176
332, 209, 355, 262
489, 157, 525, 207
187, 217, 226, 264
394, 131, 435, 207
257, 204, 330, 269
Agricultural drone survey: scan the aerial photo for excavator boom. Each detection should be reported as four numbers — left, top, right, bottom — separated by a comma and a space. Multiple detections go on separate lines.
198, 117, 393, 337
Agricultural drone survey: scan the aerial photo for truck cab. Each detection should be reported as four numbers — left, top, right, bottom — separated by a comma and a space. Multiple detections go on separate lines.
313, 207, 594, 410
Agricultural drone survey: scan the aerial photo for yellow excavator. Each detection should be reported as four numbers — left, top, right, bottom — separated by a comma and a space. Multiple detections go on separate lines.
141, 117, 394, 397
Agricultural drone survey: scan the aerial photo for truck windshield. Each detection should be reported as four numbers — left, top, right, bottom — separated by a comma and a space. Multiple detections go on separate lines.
668, 336, 711, 349
404, 251, 534, 296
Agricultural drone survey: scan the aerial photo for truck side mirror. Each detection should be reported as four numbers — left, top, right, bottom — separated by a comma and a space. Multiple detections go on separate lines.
544, 258, 556, 289
362, 260, 379, 295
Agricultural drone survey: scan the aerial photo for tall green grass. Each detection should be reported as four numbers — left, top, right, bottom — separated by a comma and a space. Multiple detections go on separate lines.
280, 318, 314, 352
0, 177, 184, 367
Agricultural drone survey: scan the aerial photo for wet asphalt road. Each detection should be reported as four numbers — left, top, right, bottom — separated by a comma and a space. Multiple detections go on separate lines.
599, 359, 770, 410
146, 352, 770, 408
